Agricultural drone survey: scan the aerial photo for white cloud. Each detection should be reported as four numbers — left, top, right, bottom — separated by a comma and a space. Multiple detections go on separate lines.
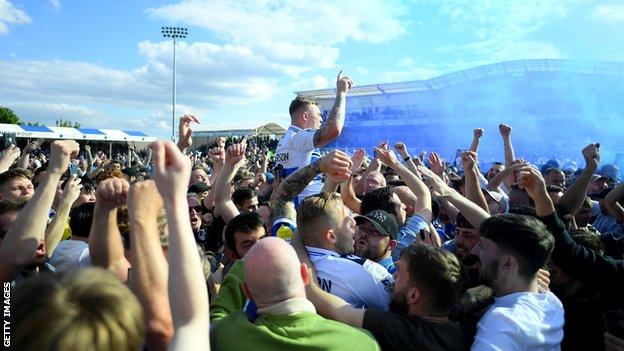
292, 75, 330, 91
355, 66, 369, 75
435, 1, 568, 61
0, 0, 32, 35
594, 4, 624, 21
7, 101, 110, 127
49, 0, 61, 12
398, 58, 414, 68
147, 0, 409, 71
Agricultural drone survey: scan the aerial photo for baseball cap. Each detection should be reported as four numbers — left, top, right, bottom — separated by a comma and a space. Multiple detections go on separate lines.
355, 210, 399, 239
591, 174, 609, 183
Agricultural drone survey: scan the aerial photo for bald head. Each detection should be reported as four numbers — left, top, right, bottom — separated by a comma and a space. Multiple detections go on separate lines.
364, 171, 386, 194
244, 237, 307, 307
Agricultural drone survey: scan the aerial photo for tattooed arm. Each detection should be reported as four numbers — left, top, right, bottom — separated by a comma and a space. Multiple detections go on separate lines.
312, 72, 353, 148
270, 150, 352, 222
270, 162, 322, 222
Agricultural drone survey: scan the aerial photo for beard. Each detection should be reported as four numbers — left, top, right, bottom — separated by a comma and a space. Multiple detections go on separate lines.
335, 235, 355, 255
354, 242, 384, 261
481, 258, 500, 288
389, 291, 409, 315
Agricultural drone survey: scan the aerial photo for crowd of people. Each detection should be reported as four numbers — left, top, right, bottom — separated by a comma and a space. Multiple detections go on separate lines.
2, 70, 624, 350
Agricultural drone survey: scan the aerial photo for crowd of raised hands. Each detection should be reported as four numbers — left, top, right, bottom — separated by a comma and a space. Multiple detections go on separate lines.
2, 114, 624, 351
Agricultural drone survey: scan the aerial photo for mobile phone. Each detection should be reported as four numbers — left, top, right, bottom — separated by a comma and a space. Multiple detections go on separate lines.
69, 162, 79, 176
2, 133, 16, 149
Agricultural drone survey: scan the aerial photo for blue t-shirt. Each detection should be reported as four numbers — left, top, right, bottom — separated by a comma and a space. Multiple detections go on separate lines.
391, 214, 429, 262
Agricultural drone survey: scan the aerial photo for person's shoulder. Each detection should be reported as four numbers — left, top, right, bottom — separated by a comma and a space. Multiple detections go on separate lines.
313, 315, 380, 349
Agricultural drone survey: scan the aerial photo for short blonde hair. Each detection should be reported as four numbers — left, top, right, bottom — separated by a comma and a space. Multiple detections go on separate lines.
296, 192, 344, 245
13, 268, 145, 351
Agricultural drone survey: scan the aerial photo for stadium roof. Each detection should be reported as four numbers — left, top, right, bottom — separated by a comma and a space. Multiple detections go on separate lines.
0, 124, 156, 142
194, 122, 286, 137
296, 59, 624, 99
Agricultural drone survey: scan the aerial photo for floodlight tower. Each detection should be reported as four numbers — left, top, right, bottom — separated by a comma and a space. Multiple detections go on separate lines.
161, 26, 188, 141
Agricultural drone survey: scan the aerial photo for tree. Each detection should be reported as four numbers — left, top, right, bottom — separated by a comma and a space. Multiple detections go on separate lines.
25, 121, 42, 126
55, 119, 81, 129
0, 107, 21, 125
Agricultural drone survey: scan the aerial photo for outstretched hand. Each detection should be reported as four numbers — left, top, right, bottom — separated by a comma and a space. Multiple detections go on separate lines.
429, 152, 446, 176
177, 114, 200, 150
374, 146, 399, 168
350, 149, 366, 175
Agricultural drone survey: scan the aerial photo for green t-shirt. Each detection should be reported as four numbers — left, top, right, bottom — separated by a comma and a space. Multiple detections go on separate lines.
212, 310, 380, 351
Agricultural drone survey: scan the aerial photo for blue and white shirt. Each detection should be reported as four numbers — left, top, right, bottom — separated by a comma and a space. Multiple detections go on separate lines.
391, 214, 429, 262
306, 246, 393, 311
275, 125, 323, 201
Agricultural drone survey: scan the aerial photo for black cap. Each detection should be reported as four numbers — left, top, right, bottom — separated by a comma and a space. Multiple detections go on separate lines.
355, 210, 399, 239
188, 182, 211, 193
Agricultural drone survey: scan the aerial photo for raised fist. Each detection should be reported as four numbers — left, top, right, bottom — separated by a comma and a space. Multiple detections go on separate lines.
473, 128, 484, 139
499, 124, 512, 137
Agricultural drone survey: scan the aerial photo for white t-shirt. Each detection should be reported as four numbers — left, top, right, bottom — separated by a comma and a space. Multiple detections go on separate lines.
275, 125, 323, 201
306, 246, 393, 311
49, 240, 91, 273
472, 291, 564, 351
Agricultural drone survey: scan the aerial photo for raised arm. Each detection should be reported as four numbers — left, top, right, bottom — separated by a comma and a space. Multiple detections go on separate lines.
213, 142, 247, 223
16, 142, 36, 170
176, 115, 200, 154
559, 143, 600, 215
204, 147, 225, 209
127, 180, 173, 351
520, 166, 624, 287
499, 123, 515, 166
45, 175, 81, 257
271, 150, 352, 221
394, 142, 419, 176
88, 177, 131, 282
313, 71, 353, 147
126, 145, 133, 168
0, 141, 78, 282
470, 128, 483, 153
151, 141, 209, 351
418, 165, 490, 229
84, 145, 95, 178
461, 151, 489, 213
486, 159, 526, 191
376, 147, 432, 222
340, 149, 365, 214
605, 183, 624, 223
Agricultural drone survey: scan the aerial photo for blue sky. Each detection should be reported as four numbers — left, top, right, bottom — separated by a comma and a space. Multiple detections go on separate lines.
1, 0, 624, 140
